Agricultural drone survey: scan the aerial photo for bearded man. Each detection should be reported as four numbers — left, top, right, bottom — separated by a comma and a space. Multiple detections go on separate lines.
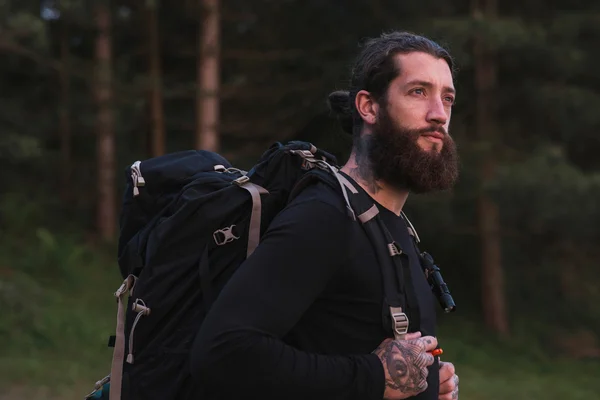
191, 31, 461, 400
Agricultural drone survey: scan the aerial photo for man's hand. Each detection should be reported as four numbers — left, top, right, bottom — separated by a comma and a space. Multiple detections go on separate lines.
438, 361, 459, 400
373, 332, 437, 400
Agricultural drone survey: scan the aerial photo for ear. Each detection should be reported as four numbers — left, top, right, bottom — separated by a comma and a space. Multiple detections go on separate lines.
355, 90, 379, 126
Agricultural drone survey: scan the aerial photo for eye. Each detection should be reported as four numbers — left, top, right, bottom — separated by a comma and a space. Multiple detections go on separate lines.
444, 96, 455, 105
413, 88, 425, 95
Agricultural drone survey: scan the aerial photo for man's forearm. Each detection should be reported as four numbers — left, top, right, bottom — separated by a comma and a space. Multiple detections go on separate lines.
190, 329, 385, 400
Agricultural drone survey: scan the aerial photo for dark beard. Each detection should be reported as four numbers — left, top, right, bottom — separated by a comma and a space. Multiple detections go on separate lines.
354, 106, 459, 194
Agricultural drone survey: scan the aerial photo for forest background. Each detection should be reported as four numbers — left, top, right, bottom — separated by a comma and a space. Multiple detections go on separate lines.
1, 0, 600, 399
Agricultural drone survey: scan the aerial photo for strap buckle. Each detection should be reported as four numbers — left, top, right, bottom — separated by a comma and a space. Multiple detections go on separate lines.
390, 306, 409, 340
290, 149, 315, 159
114, 275, 136, 298
213, 225, 240, 245
233, 175, 250, 185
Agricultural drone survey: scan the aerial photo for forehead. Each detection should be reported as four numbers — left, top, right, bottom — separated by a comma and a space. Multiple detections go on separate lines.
392, 52, 454, 90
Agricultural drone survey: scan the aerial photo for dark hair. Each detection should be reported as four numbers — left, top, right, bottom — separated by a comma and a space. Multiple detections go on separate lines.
328, 31, 455, 137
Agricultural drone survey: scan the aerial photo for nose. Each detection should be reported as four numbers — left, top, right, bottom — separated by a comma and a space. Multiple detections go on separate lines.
426, 98, 449, 126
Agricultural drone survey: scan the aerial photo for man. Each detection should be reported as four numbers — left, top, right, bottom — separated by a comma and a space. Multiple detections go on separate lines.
190, 31, 460, 400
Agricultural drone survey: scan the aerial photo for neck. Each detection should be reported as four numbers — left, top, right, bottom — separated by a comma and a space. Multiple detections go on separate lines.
340, 150, 409, 216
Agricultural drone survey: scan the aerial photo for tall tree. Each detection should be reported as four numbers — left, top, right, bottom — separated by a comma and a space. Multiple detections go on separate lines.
471, 0, 509, 337
147, 0, 166, 156
94, 0, 116, 241
58, 14, 71, 202
196, 0, 220, 151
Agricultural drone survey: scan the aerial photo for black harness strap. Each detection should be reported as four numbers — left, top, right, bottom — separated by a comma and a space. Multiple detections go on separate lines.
339, 175, 421, 337
290, 167, 423, 338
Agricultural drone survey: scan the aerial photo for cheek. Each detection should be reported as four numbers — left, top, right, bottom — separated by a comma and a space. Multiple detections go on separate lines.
445, 109, 452, 125
389, 103, 423, 128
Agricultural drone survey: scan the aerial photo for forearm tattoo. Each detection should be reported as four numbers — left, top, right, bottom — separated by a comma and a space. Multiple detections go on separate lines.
375, 340, 430, 393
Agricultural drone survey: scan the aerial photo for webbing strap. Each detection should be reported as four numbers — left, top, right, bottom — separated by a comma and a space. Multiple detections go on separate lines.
110, 275, 136, 400
315, 162, 356, 221
340, 173, 420, 244
337, 173, 358, 194
401, 211, 421, 243
238, 182, 269, 257
358, 204, 379, 223
291, 150, 357, 221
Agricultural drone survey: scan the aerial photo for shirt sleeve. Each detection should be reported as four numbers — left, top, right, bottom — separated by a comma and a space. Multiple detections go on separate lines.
190, 196, 386, 400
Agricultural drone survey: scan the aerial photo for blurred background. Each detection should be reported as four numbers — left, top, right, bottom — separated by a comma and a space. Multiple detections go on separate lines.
1, 0, 600, 399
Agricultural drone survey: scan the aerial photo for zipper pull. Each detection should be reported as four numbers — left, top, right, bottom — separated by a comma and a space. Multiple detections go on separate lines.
130, 161, 145, 197
127, 299, 151, 364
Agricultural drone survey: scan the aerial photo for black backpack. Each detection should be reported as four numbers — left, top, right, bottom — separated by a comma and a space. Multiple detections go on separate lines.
84, 140, 454, 400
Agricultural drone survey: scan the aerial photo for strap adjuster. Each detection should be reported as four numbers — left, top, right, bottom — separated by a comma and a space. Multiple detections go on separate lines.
388, 242, 402, 256
233, 175, 250, 185
390, 306, 409, 340
290, 149, 315, 158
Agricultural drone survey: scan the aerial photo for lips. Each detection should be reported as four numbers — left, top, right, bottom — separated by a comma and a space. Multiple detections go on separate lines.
422, 131, 445, 140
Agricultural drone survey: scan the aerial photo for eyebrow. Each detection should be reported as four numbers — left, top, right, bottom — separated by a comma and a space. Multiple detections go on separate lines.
405, 79, 456, 95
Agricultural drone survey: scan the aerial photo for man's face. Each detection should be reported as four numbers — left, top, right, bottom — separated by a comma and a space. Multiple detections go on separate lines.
364, 52, 459, 193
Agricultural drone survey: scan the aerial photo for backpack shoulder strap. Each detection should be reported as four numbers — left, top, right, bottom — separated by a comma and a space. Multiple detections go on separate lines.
336, 174, 420, 340
292, 166, 419, 339
335, 168, 457, 317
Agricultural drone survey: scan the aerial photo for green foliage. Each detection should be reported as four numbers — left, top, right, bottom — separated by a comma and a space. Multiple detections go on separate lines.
0, 132, 43, 161
438, 316, 600, 400
6, 12, 49, 48
492, 145, 600, 241
0, 199, 119, 395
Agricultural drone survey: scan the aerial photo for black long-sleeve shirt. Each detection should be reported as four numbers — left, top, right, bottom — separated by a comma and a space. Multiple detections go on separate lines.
190, 177, 439, 400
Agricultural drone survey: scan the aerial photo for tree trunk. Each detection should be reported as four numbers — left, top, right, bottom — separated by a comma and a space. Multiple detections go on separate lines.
59, 18, 71, 202
196, 0, 220, 151
472, 0, 510, 337
94, 1, 116, 241
147, 0, 166, 157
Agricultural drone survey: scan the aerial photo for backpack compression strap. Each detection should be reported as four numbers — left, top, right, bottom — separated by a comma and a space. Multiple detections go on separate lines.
109, 274, 137, 400
231, 175, 269, 258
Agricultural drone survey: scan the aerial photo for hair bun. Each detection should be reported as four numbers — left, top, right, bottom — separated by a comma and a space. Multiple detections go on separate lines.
327, 90, 353, 135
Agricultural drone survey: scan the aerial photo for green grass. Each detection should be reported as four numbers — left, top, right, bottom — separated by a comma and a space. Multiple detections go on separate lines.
436, 317, 600, 400
0, 226, 120, 399
0, 224, 598, 399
